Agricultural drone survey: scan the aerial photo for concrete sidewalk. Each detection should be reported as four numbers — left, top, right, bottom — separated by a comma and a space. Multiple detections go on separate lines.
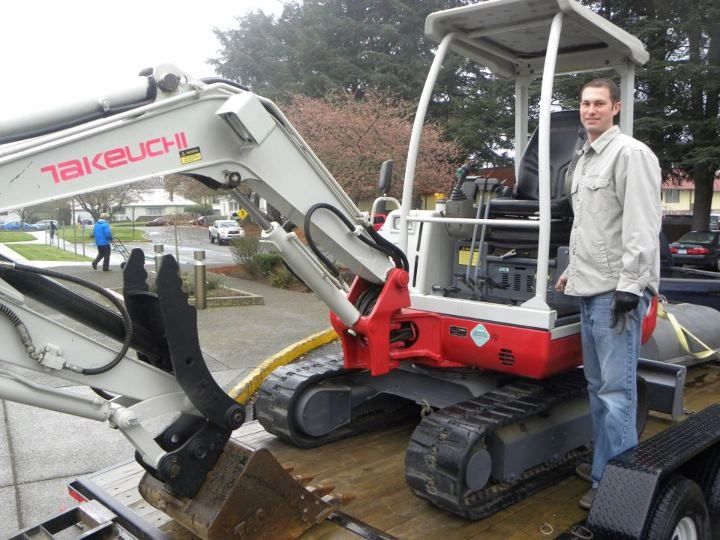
0, 262, 336, 535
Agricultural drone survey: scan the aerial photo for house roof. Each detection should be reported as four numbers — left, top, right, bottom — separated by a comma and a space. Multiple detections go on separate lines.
124, 189, 197, 207
662, 179, 720, 191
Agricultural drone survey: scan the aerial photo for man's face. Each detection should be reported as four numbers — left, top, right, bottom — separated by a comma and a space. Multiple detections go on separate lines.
580, 86, 621, 141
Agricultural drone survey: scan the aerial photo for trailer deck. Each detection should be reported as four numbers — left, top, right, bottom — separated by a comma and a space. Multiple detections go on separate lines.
69, 362, 720, 539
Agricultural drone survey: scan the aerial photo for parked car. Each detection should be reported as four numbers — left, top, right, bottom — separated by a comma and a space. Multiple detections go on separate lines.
34, 219, 59, 230
0, 221, 39, 231
145, 217, 170, 226
669, 230, 720, 270
191, 215, 217, 227
209, 220, 245, 245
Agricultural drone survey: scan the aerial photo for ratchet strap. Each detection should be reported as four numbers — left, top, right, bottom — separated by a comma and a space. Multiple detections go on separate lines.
657, 302, 719, 360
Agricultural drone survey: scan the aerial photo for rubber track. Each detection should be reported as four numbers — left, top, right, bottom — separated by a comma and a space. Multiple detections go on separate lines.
405, 369, 590, 519
255, 355, 417, 448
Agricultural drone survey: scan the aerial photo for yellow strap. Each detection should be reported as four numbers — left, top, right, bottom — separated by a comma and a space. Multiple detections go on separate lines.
657, 303, 718, 360
228, 328, 339, 405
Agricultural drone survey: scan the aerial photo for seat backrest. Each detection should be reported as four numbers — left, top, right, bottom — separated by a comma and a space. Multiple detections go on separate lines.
515, 110, 585, 201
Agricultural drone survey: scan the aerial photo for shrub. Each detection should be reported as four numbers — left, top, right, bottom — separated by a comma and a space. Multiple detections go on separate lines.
268, 265, 296, 289
253, 253, 282, 276
230, 236, 260, 265
179, 271, 226, 296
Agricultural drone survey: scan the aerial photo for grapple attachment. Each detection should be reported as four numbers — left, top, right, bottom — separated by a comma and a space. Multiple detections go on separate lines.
139, 439, 340, 539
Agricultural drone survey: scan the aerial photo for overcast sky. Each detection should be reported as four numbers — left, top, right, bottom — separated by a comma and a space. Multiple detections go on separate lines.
0, 1, 283, 118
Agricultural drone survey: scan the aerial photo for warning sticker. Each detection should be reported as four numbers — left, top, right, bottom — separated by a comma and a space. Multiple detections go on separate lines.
180, 147, 202, 165
458, 247, 479, 266
470, 324, 491, 347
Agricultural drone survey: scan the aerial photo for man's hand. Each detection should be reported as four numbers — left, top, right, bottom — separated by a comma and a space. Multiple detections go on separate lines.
555, 276, 568, 292
610, 291, 640, 332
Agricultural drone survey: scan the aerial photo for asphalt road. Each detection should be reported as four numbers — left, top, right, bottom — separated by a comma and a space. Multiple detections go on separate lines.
125, 225, 238, 266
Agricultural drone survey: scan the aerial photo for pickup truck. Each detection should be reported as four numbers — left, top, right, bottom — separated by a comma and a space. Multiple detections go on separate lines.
208, 219, 245, 245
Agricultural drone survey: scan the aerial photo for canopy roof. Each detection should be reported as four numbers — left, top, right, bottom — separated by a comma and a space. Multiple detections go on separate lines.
425, 0, 648, 79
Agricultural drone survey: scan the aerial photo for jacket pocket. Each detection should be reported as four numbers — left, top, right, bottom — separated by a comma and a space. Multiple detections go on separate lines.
593, 238, 613, 278
582, 175, 611, 214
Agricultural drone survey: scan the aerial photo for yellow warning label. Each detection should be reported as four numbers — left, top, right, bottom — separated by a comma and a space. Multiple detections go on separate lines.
458, 247, 479, 266
180, 147, 202, 165
233, 208, 249, 220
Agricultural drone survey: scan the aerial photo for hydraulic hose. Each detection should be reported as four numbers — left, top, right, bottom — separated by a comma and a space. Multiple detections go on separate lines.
199, 77, 250, 91
0, 261, 132, 375
0, 302, 37, 359
304, 203, 408, 277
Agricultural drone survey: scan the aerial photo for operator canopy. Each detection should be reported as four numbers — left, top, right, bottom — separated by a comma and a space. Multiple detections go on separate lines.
425, 0, 649, 79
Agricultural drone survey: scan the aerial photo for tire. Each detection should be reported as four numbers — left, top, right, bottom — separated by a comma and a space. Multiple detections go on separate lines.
209, 233, 214, 244
696, 447, 720, 533
645, 476, 711, 540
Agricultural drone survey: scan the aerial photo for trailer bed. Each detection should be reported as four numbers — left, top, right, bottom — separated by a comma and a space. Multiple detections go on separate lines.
85, 364, 720, 539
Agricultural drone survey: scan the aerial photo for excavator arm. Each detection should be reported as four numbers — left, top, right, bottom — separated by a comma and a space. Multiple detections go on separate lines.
0, 64, 399, 325
0, 65, 403, 538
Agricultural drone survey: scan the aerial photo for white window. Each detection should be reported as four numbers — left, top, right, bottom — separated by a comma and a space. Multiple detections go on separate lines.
663, 190, 680, 203
146, 207, 163, 216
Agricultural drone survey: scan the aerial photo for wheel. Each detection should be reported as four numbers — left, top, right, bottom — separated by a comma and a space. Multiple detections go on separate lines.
209, 233, 214, 244
645, 476, 711, 540
695, 447, 720, 533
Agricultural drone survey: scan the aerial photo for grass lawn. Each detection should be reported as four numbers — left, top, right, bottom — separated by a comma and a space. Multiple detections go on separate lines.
112, 221, 145, 228
59, 225, 147, 243
0, 231, 35, 242
7, 244, 92, 261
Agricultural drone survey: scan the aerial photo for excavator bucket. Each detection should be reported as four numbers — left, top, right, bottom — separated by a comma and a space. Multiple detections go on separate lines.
139, 439, 339, 539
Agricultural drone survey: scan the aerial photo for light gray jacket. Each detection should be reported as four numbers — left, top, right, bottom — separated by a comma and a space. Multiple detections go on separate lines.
563, 125, 661, 297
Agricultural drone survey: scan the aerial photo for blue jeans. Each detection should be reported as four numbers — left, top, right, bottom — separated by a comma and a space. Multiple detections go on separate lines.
580, 290, 650, 486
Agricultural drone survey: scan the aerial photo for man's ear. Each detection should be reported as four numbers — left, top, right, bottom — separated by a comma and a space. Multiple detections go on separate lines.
613, 100, 622, 117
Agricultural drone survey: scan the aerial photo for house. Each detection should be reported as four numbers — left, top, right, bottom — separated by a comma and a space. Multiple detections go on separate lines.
114, 189, 198, 221
661, 177, 720, 215
218, 195, 267, 219
0, 210, 21, 225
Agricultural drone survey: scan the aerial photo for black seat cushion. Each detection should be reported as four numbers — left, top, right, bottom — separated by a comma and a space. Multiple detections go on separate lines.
489, 110, 584, 219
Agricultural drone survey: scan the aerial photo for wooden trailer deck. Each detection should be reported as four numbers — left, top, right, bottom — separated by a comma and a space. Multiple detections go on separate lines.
85, 363, 720, 539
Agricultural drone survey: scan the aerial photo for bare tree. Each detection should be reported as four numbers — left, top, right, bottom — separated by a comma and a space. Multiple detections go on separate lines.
164, 174, 218, 206
75, 182, 152, 221
15, 206, 41, 225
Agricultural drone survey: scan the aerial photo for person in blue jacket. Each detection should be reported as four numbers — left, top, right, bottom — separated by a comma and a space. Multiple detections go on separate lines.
91, 213, 113, 271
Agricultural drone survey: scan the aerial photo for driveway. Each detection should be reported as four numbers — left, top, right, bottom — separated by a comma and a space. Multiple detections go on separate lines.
128, 225, 238, 266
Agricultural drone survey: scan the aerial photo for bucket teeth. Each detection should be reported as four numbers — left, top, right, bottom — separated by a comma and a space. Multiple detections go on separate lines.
322, 492, 356, 506
292, 473, 314, 485
306, 484, 335, 497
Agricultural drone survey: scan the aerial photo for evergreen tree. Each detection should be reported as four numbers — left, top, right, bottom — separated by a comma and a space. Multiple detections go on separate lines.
210, 0, 515, 163
212, 1, 719, 223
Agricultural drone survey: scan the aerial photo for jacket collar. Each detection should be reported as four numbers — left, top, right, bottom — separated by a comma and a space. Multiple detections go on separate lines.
584, 125, 621, 155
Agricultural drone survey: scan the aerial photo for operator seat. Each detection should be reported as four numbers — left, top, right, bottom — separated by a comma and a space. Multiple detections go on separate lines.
486, 110, 584, 248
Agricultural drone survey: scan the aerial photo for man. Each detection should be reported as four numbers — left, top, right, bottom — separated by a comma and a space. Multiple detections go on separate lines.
49, 221, 57, 243
91, 213, 113, 271
555, 78, 661, 510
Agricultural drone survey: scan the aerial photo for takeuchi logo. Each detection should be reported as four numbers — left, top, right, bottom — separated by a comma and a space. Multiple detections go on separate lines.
41, 132, 188, 184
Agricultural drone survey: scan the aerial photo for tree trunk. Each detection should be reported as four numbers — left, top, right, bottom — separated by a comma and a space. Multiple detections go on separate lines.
691, 166, 714, 231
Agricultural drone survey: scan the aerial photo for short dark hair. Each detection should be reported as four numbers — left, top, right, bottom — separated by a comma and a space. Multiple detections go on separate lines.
580, 78, 620, 103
